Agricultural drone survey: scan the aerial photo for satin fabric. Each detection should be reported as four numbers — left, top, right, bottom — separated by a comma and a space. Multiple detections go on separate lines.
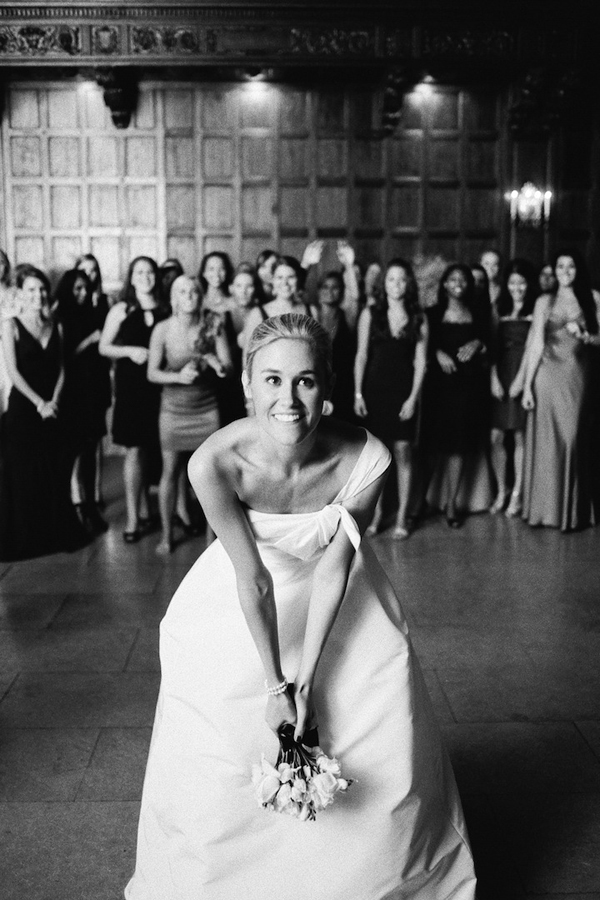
125, 430, 476, 900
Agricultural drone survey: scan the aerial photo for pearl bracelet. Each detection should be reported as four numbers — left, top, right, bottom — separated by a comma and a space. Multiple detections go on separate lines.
355, 391, 363, 399
265, 677, 288, 696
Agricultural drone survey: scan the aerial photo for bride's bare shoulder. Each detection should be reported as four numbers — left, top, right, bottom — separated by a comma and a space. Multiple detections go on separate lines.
188, 418, 257, 486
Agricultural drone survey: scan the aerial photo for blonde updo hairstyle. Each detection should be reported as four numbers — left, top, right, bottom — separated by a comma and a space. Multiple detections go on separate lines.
245, 313, 333, 387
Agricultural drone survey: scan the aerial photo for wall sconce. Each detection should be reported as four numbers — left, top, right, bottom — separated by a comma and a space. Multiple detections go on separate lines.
506, 182, 552, 228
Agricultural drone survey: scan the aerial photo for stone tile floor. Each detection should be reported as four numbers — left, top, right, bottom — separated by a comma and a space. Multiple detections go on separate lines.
1, 472, 599, 899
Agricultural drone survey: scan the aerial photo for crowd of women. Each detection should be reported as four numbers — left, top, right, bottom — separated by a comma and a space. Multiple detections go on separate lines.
0, 240, 598, 562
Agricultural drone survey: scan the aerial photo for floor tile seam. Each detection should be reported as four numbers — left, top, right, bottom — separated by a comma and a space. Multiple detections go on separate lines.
429, 668, 458, 724
122, 628, 143, 672
0, 671, 19, 702
447, 716, 600, 725
72, 728, 105, 801
574, 721, 600, 763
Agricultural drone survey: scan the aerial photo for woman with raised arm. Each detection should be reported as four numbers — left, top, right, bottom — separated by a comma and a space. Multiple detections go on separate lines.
147, 275, 231, 554
522, 249, 600, 531
99, 256, 169, 542
0, 267, 88, 561
125, 313, 476, 900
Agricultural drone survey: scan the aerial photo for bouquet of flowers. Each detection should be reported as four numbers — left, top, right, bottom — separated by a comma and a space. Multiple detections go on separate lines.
252, 724, 353, 821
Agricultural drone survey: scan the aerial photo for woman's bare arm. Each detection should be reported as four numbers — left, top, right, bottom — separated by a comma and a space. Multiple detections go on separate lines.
294, 469, 387, 738
522, 296, 550, 408
353, 307, 371, 418
1, 319, 55, 415
99, 303, 148, 365
188, 436, 296, 733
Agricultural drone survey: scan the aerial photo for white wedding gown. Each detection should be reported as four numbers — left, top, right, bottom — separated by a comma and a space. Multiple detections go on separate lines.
125, 431, 476, 900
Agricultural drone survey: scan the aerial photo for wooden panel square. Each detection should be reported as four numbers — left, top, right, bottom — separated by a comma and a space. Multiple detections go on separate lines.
280, 91, 308, 134
166, 186, 195, 230
424, 236, 459, 260
203, 186, 233, 229
355, 237, 384, 266
9, 90, 40, 129
13, 186, 43, 229
428, 140, 459, 181
317, 140, 347, 178
390, 236, 420, 263
317, 92, 347, 134
134, 91, 156, 129
240, 89, 274, 128
202, 90, 236, 131
390, 186, 420, 229
353, 93, 377, 135
464, 237, 498, 263
241, 237, 274, 265
14, 237, 44, 267
166, 137, 195, 179
390, 138, 422, 178
129, 236, 159, 262
280, 237, 309, 259
166, 236, 197, 275
242, 137, 273, 179
126, 186, 157, 227
49, 138, 80, 177
425, 187, 459, 230
90, 237, 121, 283
48, 90, 78, 129
83, 86, 111, 130
355, 140, 383, 179
401, 93, 424, 130
126, 138, 156, 177
203, 138, 233, 180
355, 187, 384, 228
279, 139, 308, 180
428, 91, 459, 131
10, 137, 42, 177
280, 187, 308, 229
465, 91, 498, 133
52, 237, 82, 271
204, 236, 233, 258
88, 137, 119, 177
465, 189, 498, 231
51, 186, 81, 229
164, 90, 194, 131
242, 186, 272, 232
316, 187, 347, 228
466, 140, 498, 183
89, 186, 119, 227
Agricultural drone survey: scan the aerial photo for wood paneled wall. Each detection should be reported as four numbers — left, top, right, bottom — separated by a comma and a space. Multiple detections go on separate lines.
0, 78, 570, 289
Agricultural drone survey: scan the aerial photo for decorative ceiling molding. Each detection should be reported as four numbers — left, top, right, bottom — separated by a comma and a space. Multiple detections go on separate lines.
0, 4, 591, 72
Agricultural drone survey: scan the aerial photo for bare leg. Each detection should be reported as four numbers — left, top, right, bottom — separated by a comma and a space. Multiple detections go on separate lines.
393, 441, 413, 538
490, 428, 507, 512
157, 449, 182, 553
175, 467, 190, 524
506, 431, 525, 516
123, 447, 145, 534
445, 453, 464, 524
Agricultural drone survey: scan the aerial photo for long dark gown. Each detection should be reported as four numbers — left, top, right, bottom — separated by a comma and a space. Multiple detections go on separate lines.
0, 319, 88, 561
523, 312, 594, 531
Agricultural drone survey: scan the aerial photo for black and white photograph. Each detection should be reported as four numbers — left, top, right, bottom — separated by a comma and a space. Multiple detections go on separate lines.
1, 1, 599, 898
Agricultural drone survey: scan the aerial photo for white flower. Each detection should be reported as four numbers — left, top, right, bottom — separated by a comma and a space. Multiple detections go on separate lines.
316, 754, 342, 777
277, 763, 294, 783
273, 782, 293, 812
257, 774, 281, 805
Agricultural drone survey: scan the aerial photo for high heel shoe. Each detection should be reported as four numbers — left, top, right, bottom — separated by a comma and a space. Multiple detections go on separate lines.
505, 492, 522, 517
173, 513, 202, 536
392, 520, 411, 540
489, 491, 508, 514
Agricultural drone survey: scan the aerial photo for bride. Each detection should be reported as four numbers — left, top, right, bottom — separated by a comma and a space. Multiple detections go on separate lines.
125, 313, 476, 900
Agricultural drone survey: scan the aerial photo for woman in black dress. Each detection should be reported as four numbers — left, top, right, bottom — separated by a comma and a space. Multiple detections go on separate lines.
316, 270, 358, 425
489, 259, 536, 517
354, 259, 428, 538
0, 266, 88, 561
422, 264, 491, 527
99, 256, 169, 542
56, 268, 112, 534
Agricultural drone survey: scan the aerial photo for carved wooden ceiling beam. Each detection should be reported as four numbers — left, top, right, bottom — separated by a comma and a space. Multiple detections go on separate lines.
0, 3, 592, 75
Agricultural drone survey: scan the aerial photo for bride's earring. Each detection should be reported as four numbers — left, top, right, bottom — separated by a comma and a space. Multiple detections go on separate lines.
322, 400, 334, 416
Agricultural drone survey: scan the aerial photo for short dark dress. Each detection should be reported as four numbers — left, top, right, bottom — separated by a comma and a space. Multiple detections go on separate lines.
60, 296, 112, 452
0, 320, 88, 561
492, 318, 531, 432
422, 318, 490, 454
330, 311, 357, 424
112, 305, 169, 448
363, 306, 420, 443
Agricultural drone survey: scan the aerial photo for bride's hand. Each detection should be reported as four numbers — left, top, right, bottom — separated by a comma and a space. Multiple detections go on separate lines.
265, 688, 297, 735
293, 683, 317, 743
